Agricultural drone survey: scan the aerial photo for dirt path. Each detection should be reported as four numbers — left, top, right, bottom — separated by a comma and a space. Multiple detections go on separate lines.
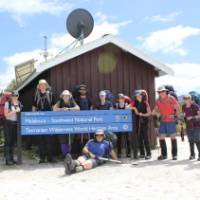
0, 137, 200, 200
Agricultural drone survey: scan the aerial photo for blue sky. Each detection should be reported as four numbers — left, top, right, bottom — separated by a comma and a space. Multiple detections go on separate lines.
0, 0, 200, 93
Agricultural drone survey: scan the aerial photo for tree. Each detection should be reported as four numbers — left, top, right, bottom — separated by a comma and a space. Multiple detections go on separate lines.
5, 79, 17, 92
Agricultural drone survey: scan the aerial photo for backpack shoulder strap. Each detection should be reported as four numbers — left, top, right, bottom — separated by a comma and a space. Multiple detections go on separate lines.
168, 95, 175, 111
46, 91, 52, 106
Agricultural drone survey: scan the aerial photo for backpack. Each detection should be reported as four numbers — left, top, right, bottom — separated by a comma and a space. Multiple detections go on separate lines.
0, 92, 11, 120
34, 89, 53, 108
124, 95, 132, 104
189, 91, 200, 106
165, 85, 178, 100
104, 90, 114, 105
156, 95, 176, 114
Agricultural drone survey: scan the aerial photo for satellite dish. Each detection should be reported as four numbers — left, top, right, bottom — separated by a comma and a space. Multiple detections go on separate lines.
67, 8, 94, 45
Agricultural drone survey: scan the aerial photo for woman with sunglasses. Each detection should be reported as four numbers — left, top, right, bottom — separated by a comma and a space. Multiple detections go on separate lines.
182, 95, 200, 160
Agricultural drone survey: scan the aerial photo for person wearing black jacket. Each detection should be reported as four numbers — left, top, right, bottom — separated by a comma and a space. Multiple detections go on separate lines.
32, 79, 55, 163
131, 90, 152, 160
115, 93, 131, 157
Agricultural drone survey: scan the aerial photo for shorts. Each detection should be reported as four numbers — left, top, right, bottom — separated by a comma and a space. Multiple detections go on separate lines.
159, 122, 176, 135
78, 155, 105, 168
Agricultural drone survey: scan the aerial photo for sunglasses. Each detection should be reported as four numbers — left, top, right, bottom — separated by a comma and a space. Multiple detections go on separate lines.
158, 91, 165, 94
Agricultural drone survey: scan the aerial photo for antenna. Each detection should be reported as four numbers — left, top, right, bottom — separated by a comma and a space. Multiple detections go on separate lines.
41, 35, 49, 62
56, 9, 94, 56
67, 8, 94, 45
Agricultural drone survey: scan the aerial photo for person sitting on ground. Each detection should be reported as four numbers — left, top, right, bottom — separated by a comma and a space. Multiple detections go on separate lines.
64, 129, 118, 175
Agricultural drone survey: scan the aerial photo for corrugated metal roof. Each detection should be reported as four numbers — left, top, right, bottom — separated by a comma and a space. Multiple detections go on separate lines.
17, 35, 173, 91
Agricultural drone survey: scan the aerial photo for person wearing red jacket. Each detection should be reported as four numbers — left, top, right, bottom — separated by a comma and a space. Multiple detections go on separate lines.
152, 86, 180, 160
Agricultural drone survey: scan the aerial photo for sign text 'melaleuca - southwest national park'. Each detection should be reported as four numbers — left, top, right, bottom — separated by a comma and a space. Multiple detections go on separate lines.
20, 110, 133, 135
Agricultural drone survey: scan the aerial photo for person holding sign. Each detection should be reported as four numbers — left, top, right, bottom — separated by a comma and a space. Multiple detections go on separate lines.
4, 91, 22, 165
115, 93, 131, 157
53, 90, 80, 157
32, 79, 55, 163
64, 129, 118, 175
96, 90, 113, 110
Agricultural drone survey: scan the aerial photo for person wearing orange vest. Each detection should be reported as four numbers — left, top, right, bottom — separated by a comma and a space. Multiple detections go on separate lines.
152, 86, 180, 160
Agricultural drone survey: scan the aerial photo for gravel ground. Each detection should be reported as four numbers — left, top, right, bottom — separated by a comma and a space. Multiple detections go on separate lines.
0, 137, 200, 200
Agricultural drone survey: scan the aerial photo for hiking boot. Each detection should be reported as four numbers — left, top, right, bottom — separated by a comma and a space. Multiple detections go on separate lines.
75, 166, 84, 173
157, 155, 167, 160
6, 160, 14, 166
171, 139, 178, 158
145, 155, 152, 160
47, 158, 56, 163
189, 155, 195, 160
139, 155, 145, 159
39, 159, 46, 164
172, 156, 177, 160
64, 154, 76, 175
159, 139, 167, 158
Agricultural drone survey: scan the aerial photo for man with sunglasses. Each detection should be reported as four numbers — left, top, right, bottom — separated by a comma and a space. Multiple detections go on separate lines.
152, 86, 180, 160
64, 129, 118, 175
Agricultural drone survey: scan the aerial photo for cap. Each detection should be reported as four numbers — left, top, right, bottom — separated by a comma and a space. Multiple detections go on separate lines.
61, 90, 71, 96
118, 93, 125, 98
11, 91, 19, 96
99, 91, 106, 96
157, 86, 168, 92
95, 129, 105, 136
134, 90, 142, 96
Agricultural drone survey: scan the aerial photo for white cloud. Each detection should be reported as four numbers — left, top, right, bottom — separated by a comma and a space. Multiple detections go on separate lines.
0, 0, 73, 25
0, 16, 132, 90
0, 48, 59, 90
139, 25, 200, 56
51, 20, 132, 49
156, 63, 200, 94
145, 12, 182, 23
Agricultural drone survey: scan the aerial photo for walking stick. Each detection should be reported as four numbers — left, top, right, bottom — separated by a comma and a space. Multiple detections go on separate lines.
97, 157, 122, 164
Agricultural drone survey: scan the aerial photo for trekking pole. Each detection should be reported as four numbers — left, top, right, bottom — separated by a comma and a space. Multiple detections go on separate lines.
97, 157, 122, 164
180, 123, 184, 142
152, 115, 160, 158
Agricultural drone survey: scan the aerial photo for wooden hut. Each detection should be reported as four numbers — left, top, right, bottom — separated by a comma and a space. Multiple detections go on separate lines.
17, 35, 173, 146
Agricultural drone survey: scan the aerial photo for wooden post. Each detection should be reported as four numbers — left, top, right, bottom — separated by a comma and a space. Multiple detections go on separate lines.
17, 112, 22, 164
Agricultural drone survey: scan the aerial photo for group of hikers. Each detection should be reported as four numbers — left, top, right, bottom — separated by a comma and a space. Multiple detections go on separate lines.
1, 78, 200, 175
